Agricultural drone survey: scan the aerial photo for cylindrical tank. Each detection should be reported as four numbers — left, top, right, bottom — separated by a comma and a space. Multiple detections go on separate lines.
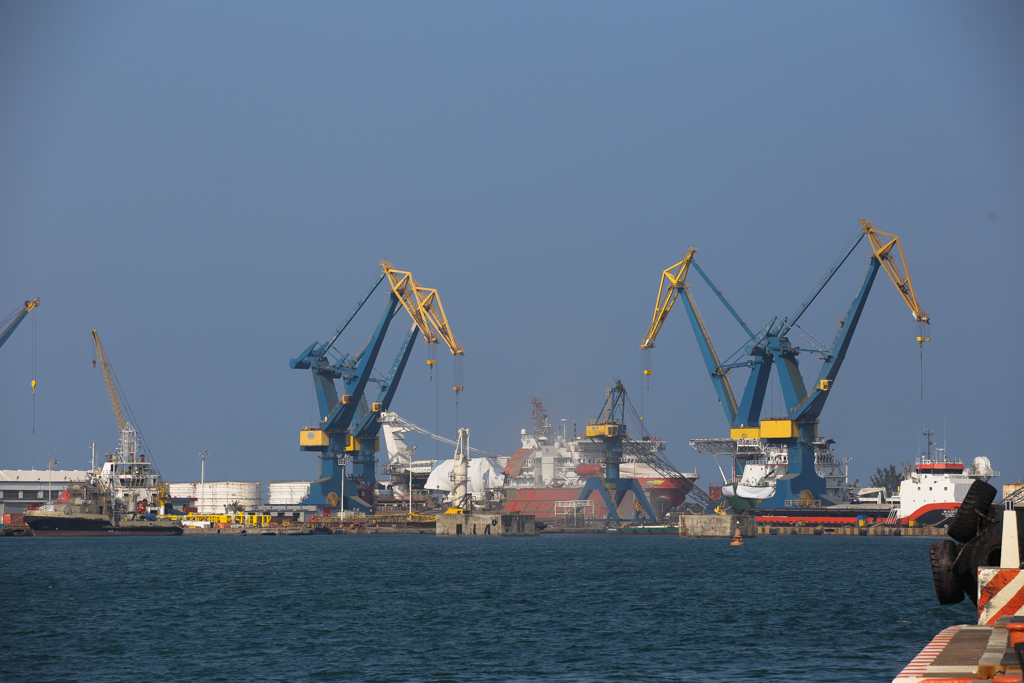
167, 481, 262, 514
268, 481, 311, 505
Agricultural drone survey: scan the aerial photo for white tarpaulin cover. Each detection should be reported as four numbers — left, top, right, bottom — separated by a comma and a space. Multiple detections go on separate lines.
722, 485, 775, 500
424, 457, 506, 500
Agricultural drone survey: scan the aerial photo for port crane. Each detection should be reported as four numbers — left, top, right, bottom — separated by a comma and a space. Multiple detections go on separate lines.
0, 298, 40, 351
578, 378, 717, 521
1, 299, 41, 423
641, 220, 929, 507
92, 330, 167, 508
290, 262, 464, 513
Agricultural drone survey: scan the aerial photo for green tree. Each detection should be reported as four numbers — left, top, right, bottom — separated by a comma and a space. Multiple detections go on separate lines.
870, 464, 902, 495
226, 500, 245, 514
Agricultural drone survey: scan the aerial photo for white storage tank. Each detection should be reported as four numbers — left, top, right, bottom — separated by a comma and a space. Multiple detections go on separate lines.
167, 481, 262, 514
268, 481, 310, 505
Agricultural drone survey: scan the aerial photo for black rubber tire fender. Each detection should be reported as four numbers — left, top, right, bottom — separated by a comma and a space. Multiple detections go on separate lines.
957, 519, 1024, 604
969, 523, 1007, 569
929, 539, 965, 605
948, 480, 997, 543
958, 524, 1000, 605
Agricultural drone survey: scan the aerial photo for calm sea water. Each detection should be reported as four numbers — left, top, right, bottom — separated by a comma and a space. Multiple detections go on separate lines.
0, 534, 975, 683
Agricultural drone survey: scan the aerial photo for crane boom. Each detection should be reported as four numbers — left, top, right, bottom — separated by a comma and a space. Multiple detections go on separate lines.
379, 412, 502, 457
382, 262, 465, 356
641, 249, 696, 350
92, 330, 128, 434
680, 285, 740, 424
861, 219, 930, 326
0, 298, 40, 350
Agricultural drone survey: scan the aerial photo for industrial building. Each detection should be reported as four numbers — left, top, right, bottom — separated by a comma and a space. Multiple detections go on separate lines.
1, 469, 90, 517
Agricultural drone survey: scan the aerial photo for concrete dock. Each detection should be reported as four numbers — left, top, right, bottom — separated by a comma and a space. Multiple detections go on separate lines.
436, 512, 537, 536
678, 514, 756, 538
893, 617, 1023, 682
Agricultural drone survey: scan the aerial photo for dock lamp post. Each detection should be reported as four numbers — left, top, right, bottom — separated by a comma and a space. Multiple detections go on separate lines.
339, 455, 346, 523
47, 458, 58, 502
199, 450, 208, 514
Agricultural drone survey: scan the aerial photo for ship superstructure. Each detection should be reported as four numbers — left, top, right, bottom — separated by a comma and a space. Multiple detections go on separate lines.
97, 426, 164, 511
502, 395, 705, 521
505, 426, 683, 491
892, 433, 998, 525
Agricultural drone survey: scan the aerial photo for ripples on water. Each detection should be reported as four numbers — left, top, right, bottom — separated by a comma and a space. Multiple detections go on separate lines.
0, 534, 976, 682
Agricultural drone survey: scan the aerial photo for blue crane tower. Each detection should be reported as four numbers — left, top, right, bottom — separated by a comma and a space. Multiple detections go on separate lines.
641, 221, 929, 508
290, 263, 464, 514
578, 378, 660, 523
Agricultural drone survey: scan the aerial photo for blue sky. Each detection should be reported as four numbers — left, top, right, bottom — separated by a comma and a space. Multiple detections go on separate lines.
1, 1, 1021, 493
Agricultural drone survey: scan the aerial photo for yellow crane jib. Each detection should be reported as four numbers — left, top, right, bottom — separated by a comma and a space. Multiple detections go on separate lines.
640, 248, 697, 352
860, 220, 930, 340
381, 262, 465, 357
92, 330, 128, 434
0, 297, 41, 351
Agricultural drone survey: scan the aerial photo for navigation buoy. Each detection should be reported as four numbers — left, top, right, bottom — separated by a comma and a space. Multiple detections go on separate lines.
730, 521, 743, 546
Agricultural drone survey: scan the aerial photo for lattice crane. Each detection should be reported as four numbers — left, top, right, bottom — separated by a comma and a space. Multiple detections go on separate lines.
91, 330, 165, 504
641, 220, 929, 508
290, 262, 465, 513
382, 262, 466, 393
92, 330, 128, 434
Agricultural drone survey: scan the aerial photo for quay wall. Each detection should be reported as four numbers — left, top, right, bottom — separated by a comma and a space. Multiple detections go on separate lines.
678, 515, 756, 538
437, 513, 537, 536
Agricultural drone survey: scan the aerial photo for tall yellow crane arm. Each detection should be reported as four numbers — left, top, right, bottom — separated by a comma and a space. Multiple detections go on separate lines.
381, 262, 465, 356
640, 248, 697, 350
860, 220, 930, 325
92, 330, 128, 433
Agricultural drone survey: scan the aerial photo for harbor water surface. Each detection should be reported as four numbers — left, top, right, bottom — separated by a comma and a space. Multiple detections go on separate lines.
0, 534, 975, 682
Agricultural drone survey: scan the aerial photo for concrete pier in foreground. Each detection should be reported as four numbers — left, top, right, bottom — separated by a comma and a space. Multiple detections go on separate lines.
678, 514, 756, 538
436, 512, 537, 536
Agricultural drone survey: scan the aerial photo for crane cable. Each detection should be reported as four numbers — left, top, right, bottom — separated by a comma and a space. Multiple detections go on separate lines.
453, 355, 463, 431
919, 319, 928, 402
31, 308, 37, 433
434, 361, 439, 459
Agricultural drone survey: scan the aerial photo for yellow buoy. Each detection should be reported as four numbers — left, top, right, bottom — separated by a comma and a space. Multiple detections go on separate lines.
730, 522, 744, 546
